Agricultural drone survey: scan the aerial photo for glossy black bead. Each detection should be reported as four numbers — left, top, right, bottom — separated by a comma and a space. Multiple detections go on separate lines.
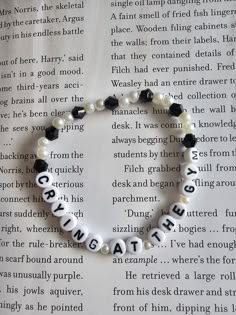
182, 133, 197, 148
104, 96, 118, 110
45, 126, 59, 141
72, 106, 86, 119
169, 103, 184, 117
34, 159, 48, 173
139, 89, 153, 103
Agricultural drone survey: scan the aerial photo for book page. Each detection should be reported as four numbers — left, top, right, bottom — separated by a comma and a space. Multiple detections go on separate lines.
0, 0, 236, 314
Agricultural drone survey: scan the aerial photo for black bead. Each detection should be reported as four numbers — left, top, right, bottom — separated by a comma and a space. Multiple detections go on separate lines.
72, 106, 86, 119
45, 126, 59, 141
34, 159, 48, 173
182, 133, 197, 148
139, 89, 153, 103
169, 103, 184, 117
104, 96, 118, 110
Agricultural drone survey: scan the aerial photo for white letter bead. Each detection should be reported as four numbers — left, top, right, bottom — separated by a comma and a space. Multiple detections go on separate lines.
126, 237, 143, 255
179, 180, 196, 197
184, 148, 199, 163
110, 239, 126, 257
42, 186, 59, 203
60, 213, 77, 232
51, 200, 68, 217
159, 215, 176, 233
180, 163, 198, 180
85, 234, 103, 252
71, 225, 88, 243
169, 202, 186, 219
36, 171, 53, 188
148, 228, 166, 245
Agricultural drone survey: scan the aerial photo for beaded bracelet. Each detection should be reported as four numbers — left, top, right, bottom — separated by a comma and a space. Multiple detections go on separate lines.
33, 89, 199, 257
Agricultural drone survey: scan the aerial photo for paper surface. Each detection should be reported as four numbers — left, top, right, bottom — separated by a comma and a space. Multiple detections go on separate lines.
0, 1, 236, 314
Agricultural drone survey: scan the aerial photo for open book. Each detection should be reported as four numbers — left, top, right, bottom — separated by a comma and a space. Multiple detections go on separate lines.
1, 1, 236, 314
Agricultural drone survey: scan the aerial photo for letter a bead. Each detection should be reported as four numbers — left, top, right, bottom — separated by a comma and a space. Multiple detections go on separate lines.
110, 239, 126, 257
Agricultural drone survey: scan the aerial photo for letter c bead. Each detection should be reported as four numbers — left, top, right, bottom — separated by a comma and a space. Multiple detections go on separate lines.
36, 171, 53, 188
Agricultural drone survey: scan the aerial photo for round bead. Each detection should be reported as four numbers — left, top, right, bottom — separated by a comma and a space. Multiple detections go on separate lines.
110, 239, 126, 257
126, 237, 143, 255
184, 148, 199, 163
143, 240, 153, 250
85, 234, 103, 253
152, 93, 164, 105
51, 200, 68, 217
37, 147, 49, 160
95, 99, 105, 111
36, 171, 53, 188
148, 228, 166, 246
162, 95, 174, 108
169, 202, 187, 220
52, 117, 65, 129
128, 90, 139, 103
71, 225, 88, 243
158, 215, 176, 233
60, 213, 77, 232
118, 95, 130, 108
179, 111, 191, 123
37, 137, 49, 147
101, 243, 110, 255
179, 180, 196, 197
182, 122, 195, 133
178, 194, 190, 204
42, 186, 59, 203
63, 112, 74, 125
180, 163, 198, 180
85, 102, 95, 114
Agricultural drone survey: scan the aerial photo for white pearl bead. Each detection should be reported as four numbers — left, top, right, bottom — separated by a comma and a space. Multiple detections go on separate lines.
37, 137, 49, 147
110, 239, 126, 257
179, 180, 196, 197
63, 112, 74, 125
162, 95, 174, 107
128, 90, 139, 103
37, 147, 49, 160
143, 240, 153, 250
51, 200, 68, 217
179, 111, 191, 123
159, 215, 176, 233
148, 228, 166, 246
126, 237, 143, 255
183, 122, 195, 133
42, 186, 59, 203
178, 194, 190, 204
118, 95, 130, 108
101, 243, 110, 255
71, 225, 88, 243
85, 102, 95, 114
85, 234, 103, 252
169, 202, 186, 220
184, 148, 199, 164
152, 93, 164, 105
60, 213, 77, 232
95, 99, 105, 111
52, 117, 65, 129
180, 163, 199, 180
36, 171, 53, 188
